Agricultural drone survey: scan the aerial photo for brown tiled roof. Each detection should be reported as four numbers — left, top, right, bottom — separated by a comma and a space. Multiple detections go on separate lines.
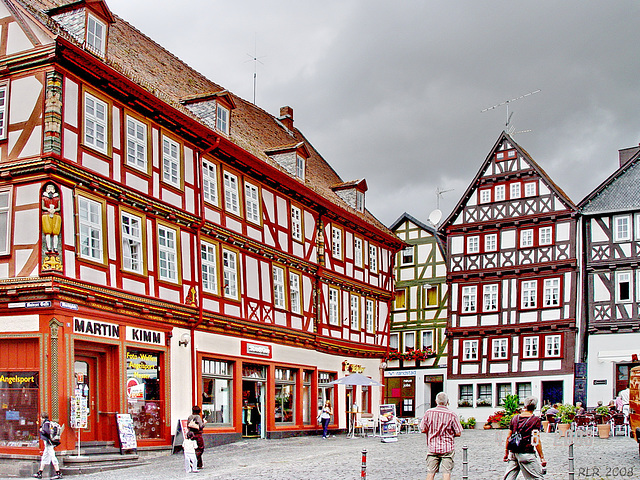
15, 0, 393, 237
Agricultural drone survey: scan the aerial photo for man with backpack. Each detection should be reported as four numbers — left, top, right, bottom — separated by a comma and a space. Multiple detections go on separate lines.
33, 412, 62, 479
502, 396, 546, 480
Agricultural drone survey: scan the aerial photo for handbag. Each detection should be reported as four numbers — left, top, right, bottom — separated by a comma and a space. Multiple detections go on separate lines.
507, 415, 534, 453
188, 419, 199, 430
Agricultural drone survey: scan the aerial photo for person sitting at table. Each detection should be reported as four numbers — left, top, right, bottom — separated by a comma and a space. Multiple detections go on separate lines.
575, 402, 585, 416
546, 404, 559, 417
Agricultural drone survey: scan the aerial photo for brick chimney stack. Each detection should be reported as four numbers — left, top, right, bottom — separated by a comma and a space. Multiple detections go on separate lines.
619, 144, 640, 167
280, 106, 294, 131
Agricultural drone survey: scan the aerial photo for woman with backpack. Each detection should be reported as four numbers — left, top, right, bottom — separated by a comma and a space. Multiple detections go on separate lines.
33, 412, 62, 479
502, 396, 547, 480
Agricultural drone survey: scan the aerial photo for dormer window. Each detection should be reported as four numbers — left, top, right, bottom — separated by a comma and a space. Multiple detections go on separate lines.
216, 104, 229, 134
181, 90, 235, 136
296, 155, 305, 180
265, 142, 310, 182
331, 179, 368, 212
356, 191, 365, 212
87, 14, 106, 55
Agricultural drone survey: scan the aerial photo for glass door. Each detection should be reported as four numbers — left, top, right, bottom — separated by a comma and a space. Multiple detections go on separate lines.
74, 356, 97, 440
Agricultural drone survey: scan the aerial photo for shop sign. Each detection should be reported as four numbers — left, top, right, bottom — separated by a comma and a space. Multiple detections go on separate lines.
384, 370, 416, 377
126, 326, 165, 346
74, 318, 120, 339
242, 341, 272, 358
342, 361, 365, 373
0, 372, 38, 388
423, 375, 444, 383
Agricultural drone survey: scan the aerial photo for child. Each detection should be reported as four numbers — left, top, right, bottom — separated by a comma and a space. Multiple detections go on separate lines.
183, 430, 198, 473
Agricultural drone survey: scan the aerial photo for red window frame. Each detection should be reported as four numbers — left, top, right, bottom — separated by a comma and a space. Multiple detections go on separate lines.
461, 338, 480, 362
542, 333, 563, 358
489, 336, 510, 361
518, 276, 563, 311
517, 224, 555, 249
521, 335, 540, 359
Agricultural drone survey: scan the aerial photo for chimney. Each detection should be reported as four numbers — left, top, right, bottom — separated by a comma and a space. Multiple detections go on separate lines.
619, 144, 640, 167
279, 106, 294, 131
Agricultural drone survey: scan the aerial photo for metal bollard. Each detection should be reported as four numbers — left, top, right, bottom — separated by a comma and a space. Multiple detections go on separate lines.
361, 449, 367, 479
568, 441, 574, 480
462, 445, 469, 480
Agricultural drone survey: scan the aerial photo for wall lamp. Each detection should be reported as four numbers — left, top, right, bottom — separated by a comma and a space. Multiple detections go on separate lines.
178, 333, 191, 347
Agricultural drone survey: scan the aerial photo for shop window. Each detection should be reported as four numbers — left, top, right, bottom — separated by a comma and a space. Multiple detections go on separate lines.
302, 370, 313, 425
318, 372, 335, 417
202, 359, 233, 425
126, 350, 162, 439
0, 371, 39, 447
275, 368, 296, 424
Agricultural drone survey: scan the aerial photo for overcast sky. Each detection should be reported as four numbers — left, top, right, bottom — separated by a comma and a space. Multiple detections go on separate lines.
107, 0, 640, 227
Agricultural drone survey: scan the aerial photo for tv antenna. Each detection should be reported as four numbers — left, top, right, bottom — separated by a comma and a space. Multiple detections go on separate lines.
481, 89, 540, 129
245, 35, 266, 105
436, 186, 454, 210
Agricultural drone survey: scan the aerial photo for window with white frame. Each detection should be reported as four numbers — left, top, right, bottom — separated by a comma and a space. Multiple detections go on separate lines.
356, 191, 365, 212
328, 288, 339, 325
158, 225, 177, 281
369, 244, 378, 272
485, 233, 497, 252
521, 280, 537, 308
84, 93, 107, 153
459, 385, 473, 404
520, 229, 534, 248
78, 196, 103, 261
613, 214, 632, 242
403, 331, 415, 352
289, 272, 301, 314
354, 237, 363, 268
0, 189, 11, 254
422, 330, 433, 350
365, 299, 375, 333
86, 14, 106, 55
495, 185, 505, 201
202, 160, 218, 205
350, 294, 359, 330
296, 155, 305, 180
523, 337, 539, 358
479, 189, 491, 204
497, 383, 512, 405
539, 226, 553, 245
0, 85, 8, 140
390, 333, 399, 350
331, 227, 342, 259
510, 182, 521, 199
543, 278, 560, 307
223, 171, 240, 215
462, 340, 478, 361
222, 249, 238, 299
162, 136, 180, 187
273, 266, 286, 309
496, 151, 505, 161
201, 241, 218, 294
467, 236, 479, 254
291, 206, 302, 242
244, 183, 260, 224
545, 335, 561, 357
524, 181, 537, 197
483, 284, 499, 312
616, 271, 632, 303
517, 382, 532, 400
401, 246, 414, 265
121, 211, 143, 273
492, 338, 508, 359
425, 284, 438, 307
461, 285, 477, 313
216, 104, 229, 134
125, 116, 147, 171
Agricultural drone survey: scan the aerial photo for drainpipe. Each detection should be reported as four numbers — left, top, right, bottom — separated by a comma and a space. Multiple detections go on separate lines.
191, 138, 220, 407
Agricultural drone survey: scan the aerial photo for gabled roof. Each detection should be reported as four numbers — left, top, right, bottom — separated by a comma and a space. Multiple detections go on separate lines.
441, 131, 576, 229
579, 148, 640, 215
331, 179, 368, 192
11, 0, 396, 241
389, 212, 445, 253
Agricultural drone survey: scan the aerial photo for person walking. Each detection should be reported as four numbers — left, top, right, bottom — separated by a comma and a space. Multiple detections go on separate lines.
33, 412, 62, 479
182, 430, 198, 473
502, 396, 546, 480
419, 392, 463, 480
319, 400, 332, 439
187, 405, 205, 469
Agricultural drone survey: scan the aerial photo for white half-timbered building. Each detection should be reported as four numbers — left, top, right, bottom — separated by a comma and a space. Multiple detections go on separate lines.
579, 145, 640, 406
0, 0, 402, 461
386, 213, 448, 418
442, 132, 579, 419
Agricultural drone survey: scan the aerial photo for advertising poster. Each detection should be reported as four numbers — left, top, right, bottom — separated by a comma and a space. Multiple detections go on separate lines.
379, 404, 398, 442
116, 413, 138, 451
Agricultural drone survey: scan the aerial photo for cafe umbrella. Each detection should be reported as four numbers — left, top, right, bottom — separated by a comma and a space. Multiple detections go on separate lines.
329, 373, 384, 438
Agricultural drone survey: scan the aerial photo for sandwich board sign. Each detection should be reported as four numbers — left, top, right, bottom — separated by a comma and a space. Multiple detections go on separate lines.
379, 404, 398, 443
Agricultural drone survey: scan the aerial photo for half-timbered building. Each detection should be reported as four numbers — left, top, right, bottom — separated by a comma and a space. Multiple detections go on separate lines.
579, 144, 640, 406
385, 213, 448, 418
0, 0, 401, 461
442, 132, 578, 419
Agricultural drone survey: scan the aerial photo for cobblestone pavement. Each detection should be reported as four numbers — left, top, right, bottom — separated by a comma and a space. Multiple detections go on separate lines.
8, 430, 640, 480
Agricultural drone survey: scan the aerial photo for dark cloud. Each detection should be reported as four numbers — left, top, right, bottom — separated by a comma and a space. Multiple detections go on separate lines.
109, 0, 640, 226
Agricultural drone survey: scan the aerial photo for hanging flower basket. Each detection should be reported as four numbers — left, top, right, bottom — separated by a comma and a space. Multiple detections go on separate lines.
383, 348, 435, 363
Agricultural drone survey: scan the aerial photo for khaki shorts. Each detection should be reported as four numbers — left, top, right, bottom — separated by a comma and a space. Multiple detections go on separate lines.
426, 451, 455, 474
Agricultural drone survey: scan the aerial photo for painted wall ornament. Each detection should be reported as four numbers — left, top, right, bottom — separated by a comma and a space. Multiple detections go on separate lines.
41, 182, 63, 272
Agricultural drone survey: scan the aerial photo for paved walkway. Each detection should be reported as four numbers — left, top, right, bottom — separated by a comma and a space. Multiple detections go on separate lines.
9, 429, 640, 479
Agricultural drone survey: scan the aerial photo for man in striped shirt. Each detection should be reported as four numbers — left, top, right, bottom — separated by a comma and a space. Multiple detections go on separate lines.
419, 392, 463, 480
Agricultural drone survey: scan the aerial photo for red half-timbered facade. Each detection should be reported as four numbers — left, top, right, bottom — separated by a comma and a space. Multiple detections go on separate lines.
442, 132, 578, 420
0, 0, 401, 461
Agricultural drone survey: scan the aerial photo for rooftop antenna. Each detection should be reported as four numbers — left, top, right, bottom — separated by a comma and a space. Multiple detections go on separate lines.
245, 35, 265, 105
436, 186, 454, 210
481, 89, 540, 129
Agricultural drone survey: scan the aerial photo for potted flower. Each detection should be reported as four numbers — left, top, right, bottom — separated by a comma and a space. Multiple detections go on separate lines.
459, 416, 476, 429
595, 405, 611, 439
556, 403, 576, 437
487, 410, 506, 429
